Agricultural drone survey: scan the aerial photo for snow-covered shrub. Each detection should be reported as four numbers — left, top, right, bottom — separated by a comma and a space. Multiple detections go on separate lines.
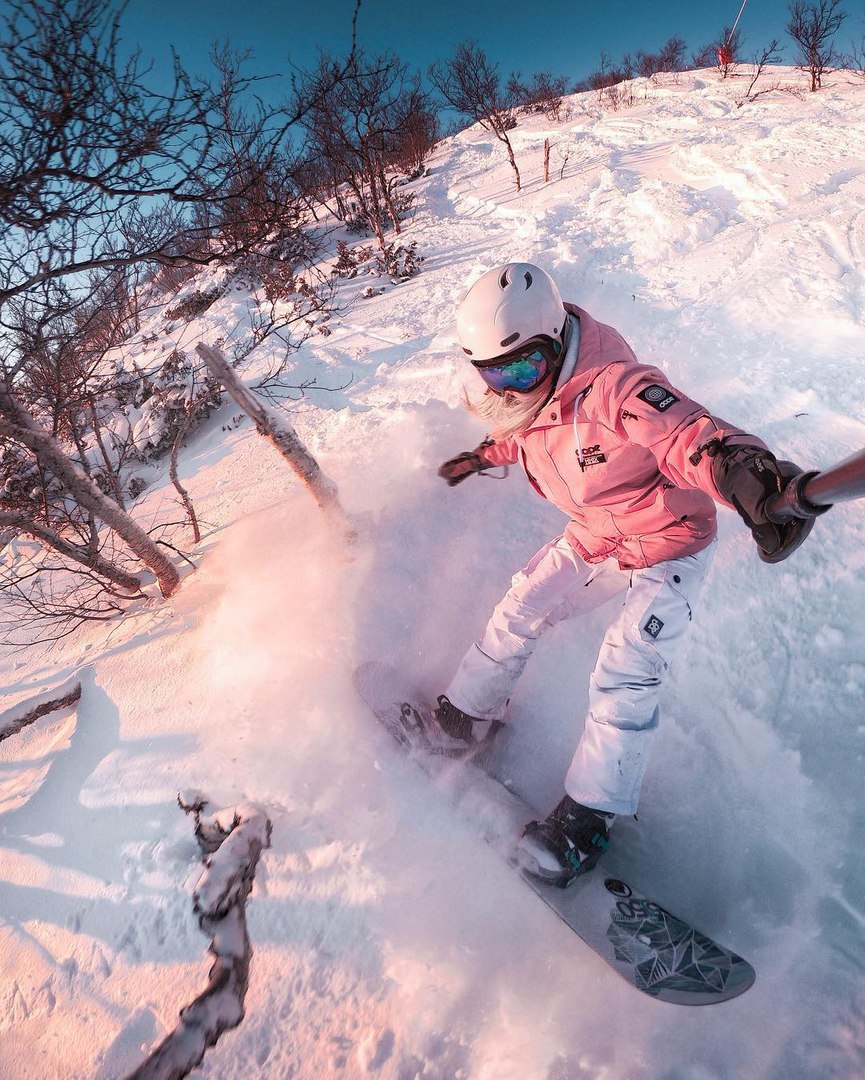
165, 286, 223, 323
345, 211, 372, 235
332, 239, 375, 278
333, 239, 422, 281
375, 241, 424, 279
126, 350, 222, 463
0, 442, 60, 519
151, 262, 199, 296
342, 193, 415, 237
127, 474, 149, 500
108, 358, 141, 408
388, 188, 416, 225
231, 230, 322, 294
509, 72, 570, 122
260, 265, 322, 306
400, 163, 429, 182
598, 80, 643, 111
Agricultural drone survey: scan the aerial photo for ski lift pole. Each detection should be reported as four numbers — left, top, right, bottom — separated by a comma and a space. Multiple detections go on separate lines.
726, 0, 749, 47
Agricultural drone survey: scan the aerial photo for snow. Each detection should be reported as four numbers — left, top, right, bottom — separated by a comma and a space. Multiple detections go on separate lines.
2, 68, 865, 1078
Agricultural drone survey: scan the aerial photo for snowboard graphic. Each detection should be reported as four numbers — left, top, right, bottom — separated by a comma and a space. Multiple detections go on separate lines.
354, 660, 756, 1005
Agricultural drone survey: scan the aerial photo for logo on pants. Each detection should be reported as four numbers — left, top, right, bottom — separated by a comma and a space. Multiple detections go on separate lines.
643, 614, 664, 639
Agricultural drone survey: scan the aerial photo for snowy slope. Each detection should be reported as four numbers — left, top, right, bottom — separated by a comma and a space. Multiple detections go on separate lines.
2, 68, 865, 1079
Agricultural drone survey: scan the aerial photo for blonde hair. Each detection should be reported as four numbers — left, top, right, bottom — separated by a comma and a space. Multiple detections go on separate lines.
462, 319, 570, 440
464, 377, 554, 441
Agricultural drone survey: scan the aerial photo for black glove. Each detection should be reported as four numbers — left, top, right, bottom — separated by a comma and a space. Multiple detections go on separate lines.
712, 442, 825, 562
438, 441, 494, 487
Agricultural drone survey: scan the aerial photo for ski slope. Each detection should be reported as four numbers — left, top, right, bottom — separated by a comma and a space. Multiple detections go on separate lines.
2, 68, 865, 1079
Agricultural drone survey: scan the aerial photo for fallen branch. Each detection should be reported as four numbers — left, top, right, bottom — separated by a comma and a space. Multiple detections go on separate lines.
0, 678, 82, 743
125, 792, 272, 1080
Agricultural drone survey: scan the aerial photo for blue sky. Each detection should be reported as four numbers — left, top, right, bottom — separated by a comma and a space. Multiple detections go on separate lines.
124, 0, 861, 94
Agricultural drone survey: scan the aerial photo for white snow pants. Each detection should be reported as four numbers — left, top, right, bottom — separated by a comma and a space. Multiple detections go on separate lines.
445, 536, 715, 815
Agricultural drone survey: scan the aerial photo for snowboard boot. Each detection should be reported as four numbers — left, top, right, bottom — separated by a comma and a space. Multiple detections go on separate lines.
423, 695, 503, 759
516, 794, 613, 888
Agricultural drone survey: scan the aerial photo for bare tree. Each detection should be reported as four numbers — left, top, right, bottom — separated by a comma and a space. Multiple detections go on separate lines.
0, 511, 142, 591
658, 36, 689, 73
693, 26, 744, 76
0, 0, 360, 313
0, 0, 362, 629
720, 26, 742, 78
585, 51, 634, 93
0, 379, 180, 596
787, 0, 848, 90
841, 21, 865, 77
736, 40, 786, 105
299, 49, 434, 248
0, 279, 170, 604
630, 36, 689, 79
2, 275, 137, 489
0, 270, 226, 611
389, 99, 440, 178
508, 72, 570, 121
430, 42, 522, 191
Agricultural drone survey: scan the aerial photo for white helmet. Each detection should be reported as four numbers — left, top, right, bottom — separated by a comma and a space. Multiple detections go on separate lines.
456, 263, 565, 363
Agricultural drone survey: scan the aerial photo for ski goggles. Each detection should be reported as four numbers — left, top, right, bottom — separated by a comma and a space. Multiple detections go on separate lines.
472, 337, 560, 395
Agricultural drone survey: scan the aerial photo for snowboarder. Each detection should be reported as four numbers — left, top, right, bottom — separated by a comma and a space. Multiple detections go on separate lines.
431, 262, 825, 887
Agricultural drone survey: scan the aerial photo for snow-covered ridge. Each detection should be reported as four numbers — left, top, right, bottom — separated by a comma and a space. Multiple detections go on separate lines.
1, 69, 864, 1079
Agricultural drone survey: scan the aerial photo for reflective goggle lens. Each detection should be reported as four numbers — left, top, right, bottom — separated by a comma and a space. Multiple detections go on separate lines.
475, 348, 550, 394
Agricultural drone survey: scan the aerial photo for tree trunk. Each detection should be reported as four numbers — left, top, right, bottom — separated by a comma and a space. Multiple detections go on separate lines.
345, 171, 375, 238
195, 344, 353, 536
89, 398, 127, 509
170, 409, 201, 544
377, 160, 401, 236
498, 129, 521, 191
0, 382, 180, 597
0, 511, 144, 591
544, 139, 550, 183
360, 164, 387, 250
333, 183, 349, 221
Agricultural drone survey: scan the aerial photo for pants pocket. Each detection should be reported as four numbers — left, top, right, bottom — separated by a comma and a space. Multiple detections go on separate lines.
628, 556, 709, 667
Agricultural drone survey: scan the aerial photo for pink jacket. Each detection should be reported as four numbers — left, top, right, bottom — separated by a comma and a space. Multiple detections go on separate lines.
480, 304, 761, 569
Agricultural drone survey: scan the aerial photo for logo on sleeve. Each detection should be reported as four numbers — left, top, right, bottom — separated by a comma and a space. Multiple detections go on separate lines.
636, 385, 680, 412
643, 615, 664, 639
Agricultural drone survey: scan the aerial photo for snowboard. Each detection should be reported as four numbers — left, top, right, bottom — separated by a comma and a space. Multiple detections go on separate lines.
354, 660, 756, 1006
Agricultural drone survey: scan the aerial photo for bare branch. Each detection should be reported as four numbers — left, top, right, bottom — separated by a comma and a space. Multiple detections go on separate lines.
124, 793, 271, 1080
0, 678, 81, 742
0, 378, 180, 595
196, 343, 354, 538
787, 0, 847, 91
736, 40, 785, 106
